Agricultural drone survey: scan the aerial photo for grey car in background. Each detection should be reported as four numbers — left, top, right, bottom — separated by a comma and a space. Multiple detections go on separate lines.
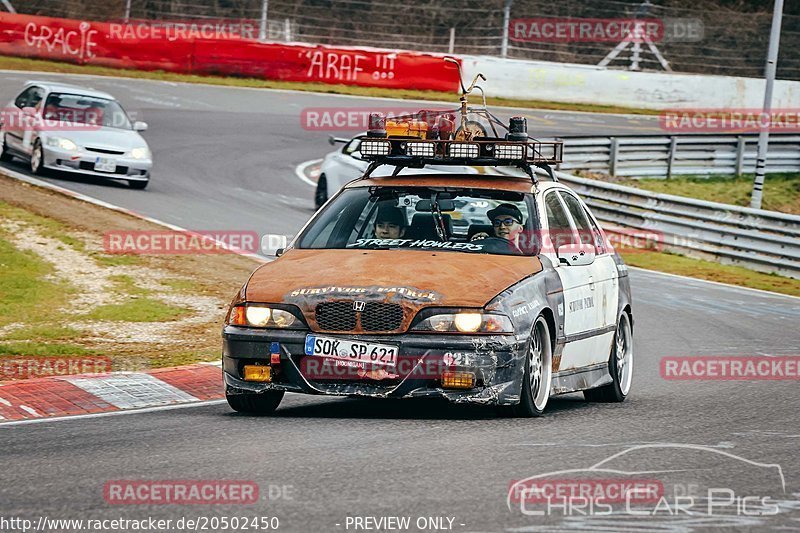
0, 81, 153, 189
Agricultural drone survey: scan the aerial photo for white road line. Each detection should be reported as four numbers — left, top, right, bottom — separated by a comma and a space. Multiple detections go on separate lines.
19, 405, 41, 417
0, 399, 227, 427
0, 397, 11, 406
295, 158, 322, 187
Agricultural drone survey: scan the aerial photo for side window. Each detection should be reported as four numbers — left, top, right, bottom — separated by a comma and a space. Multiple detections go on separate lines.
560, 192, 597, 253
544, 192, 575, 252
14, 87, 37, 108
343, 139, 361, 155
585, 209, 608, 255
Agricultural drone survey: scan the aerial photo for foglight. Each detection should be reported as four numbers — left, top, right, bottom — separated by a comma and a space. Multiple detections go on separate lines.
448, 143, 479, 158
361, 140, 391, 156
441, 371, 476, 389
406, 141, 435, 157
495, 144, 525, 159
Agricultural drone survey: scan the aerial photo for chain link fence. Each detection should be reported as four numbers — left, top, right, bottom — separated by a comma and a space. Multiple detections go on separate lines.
8, 0, 800, 80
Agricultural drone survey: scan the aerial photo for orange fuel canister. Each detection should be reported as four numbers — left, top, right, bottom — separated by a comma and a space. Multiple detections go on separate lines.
409, 120, 428, 139
386, 120, 410, 137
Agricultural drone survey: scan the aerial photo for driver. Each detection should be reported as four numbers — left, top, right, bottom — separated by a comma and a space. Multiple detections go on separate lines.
374, 205, 407, 239
483, 203, 524, 254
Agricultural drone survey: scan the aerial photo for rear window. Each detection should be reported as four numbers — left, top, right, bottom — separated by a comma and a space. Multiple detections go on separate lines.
297, 186, 540, 256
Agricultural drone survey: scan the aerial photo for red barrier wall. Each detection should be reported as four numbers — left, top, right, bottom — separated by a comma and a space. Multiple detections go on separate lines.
0, 13, 460, 92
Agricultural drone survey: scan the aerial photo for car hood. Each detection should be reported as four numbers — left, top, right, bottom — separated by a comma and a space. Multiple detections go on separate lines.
43, 127, 147, 150
246, 248, 542, 308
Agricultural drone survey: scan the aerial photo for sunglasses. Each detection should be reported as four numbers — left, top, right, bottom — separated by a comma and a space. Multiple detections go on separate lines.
492, 217, 519, 227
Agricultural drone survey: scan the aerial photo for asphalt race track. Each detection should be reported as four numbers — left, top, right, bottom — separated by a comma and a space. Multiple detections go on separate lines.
1, 71, 799, 532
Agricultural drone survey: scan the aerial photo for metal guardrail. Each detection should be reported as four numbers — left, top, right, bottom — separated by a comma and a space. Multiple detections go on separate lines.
551, 133, 800, 178
498, 166, 800, 279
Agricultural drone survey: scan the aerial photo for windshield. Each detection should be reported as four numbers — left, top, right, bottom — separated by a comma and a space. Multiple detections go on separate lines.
43, 93, 132, 130
298, 186, 539, 256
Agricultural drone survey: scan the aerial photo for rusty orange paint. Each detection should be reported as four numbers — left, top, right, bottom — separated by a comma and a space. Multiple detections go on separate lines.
246, 248, 542, 309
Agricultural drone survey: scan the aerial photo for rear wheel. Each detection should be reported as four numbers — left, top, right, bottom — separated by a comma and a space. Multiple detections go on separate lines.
584, 312, 633, 402
226, 390, 284, 415
511, 316, 552, 417
0, 133, 12, 162
315, 174, 328, 209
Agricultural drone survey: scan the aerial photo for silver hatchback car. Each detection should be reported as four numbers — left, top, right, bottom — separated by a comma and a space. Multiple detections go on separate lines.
0, 81, 153, 189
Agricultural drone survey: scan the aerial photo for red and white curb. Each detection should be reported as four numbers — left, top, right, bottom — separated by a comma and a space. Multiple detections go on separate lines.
0, 362, 224, 423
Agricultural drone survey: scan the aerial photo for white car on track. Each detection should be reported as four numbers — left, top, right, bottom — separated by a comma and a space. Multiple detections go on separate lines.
315, 135, 478, 209
0, 81, 153, 189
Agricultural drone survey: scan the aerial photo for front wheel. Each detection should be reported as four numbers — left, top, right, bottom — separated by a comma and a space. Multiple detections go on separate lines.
0, 133, 13, 162
512, 316, 553, 417
30, 141, 45, 175
584, 312, 633, 402
314, 174, 328, 209
226, 390, 284, 415
128, 179, 149, 190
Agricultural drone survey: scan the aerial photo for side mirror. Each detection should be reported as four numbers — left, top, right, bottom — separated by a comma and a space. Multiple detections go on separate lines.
22, 107, 36, 117
133, 121, 148, 132
260, 234, 288, 256
557, 243, 595, 266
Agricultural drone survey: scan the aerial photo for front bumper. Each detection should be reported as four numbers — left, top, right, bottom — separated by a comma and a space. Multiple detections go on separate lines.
43, 146, 152, 180
222, 326, 527, 406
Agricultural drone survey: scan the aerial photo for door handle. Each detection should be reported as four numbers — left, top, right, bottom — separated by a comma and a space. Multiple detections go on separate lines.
589, 276, 595, 290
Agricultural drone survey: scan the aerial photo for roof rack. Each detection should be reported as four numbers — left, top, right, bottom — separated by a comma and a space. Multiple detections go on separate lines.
358, 135, 563, 184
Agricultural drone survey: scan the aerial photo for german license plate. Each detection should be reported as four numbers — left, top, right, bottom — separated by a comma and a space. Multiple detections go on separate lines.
95, 157, 116, 173
304, 335, 398, 367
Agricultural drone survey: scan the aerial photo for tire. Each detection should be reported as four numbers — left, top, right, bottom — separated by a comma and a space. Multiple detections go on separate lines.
0, 133, 12, 162
315, 174, 328, 209
30, 140, 45, 175
128, 179, 149, 190
226, 390, 284, 415
584, 312, 633, 403
511, 316, 553, 417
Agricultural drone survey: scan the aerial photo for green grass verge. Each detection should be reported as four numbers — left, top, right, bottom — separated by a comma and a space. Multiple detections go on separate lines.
0, 342, 94, 356
0, 235, 74, 328
621, 249, 800, 297
619, 174, 800, 215
0, 55, 659, 116
3, 325, 82, 342
83, 297, 190, 322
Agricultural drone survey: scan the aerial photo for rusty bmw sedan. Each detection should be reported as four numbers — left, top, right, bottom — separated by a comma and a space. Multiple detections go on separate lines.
222, 117, 633, 417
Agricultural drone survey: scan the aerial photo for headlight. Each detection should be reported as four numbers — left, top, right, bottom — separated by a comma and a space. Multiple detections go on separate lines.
271, 309, 296, 327
412, 312, 513, 334
245, 306, 271, 327
46, 137, 78, 151
228, 304, 303, 329
130, 147, 150, 160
